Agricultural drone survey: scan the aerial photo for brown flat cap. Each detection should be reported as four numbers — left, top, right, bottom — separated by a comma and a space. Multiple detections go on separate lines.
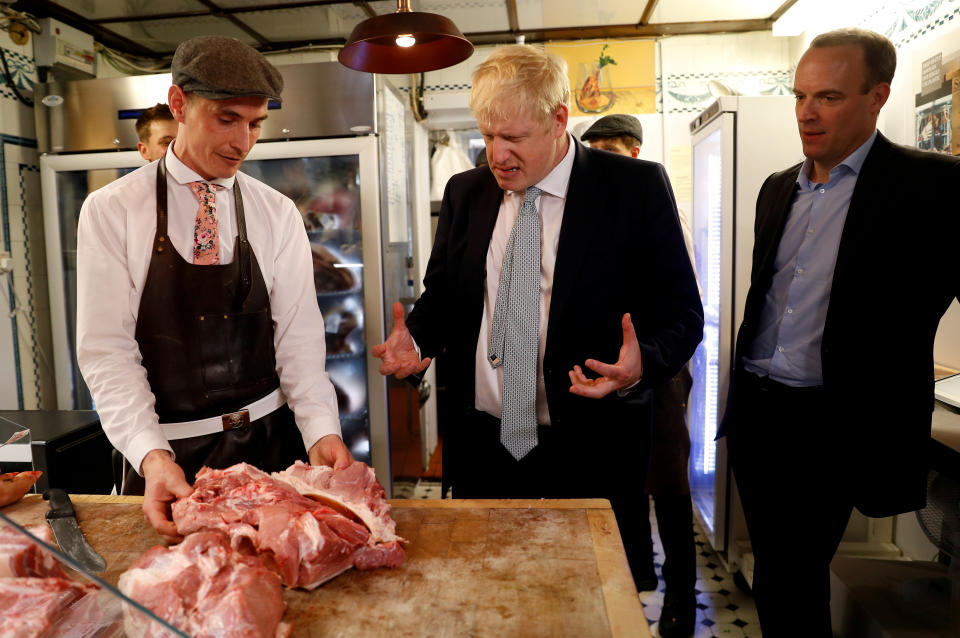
172, 35, 283, 102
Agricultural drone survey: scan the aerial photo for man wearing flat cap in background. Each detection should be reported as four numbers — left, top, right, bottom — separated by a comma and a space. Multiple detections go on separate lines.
77, 35, 351, 542
583, 113, 698, 638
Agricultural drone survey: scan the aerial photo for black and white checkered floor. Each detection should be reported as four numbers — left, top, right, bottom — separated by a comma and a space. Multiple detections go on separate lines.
643, 498, 762, 637
391, 482, 762, 637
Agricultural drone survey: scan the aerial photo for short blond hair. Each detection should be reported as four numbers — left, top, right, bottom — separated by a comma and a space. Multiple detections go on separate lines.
470, 45, 570, 126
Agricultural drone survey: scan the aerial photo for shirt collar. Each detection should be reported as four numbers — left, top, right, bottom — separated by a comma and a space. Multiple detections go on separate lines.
165, 140, 236, 189
797, 129, 877, 189
509, 132, 576, 200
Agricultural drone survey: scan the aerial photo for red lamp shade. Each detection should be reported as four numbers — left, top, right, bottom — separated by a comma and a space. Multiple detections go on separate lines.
339, 7, 474, 74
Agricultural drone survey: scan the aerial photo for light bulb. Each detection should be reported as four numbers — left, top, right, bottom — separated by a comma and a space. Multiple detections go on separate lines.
395, 34, 416, 48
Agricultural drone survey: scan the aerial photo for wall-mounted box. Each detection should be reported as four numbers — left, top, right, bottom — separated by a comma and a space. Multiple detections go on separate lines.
34, 17, 95, 79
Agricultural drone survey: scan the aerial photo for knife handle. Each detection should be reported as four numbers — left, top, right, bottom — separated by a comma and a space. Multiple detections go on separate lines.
43, 488, 76, 520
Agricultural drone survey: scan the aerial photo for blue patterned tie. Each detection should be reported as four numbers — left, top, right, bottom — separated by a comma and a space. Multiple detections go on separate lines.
488, 186, 542, 460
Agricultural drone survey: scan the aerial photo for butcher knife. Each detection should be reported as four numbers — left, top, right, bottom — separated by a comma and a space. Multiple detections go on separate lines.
43, 488, 107, 573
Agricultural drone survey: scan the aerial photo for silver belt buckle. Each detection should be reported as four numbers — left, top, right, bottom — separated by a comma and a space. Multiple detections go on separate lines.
222, 409, 251, 431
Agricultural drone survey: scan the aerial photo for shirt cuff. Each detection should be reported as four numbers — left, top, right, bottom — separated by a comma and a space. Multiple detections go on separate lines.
297, 415, 343, 454
616, 379, 642, 397
126, 431, 175, 477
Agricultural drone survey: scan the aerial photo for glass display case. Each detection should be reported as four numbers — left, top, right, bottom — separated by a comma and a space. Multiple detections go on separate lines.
41, 136, 388, 471
0, 512, 186, 637
0, 415, 31, 475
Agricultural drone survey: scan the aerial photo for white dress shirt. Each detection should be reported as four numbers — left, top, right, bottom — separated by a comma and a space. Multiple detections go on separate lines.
474, 134, 576, 425
76, 143, 341, 474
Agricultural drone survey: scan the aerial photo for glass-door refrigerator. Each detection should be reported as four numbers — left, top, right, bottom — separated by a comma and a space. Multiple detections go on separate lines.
36, 62, 415, 486
688, 95, 800, 562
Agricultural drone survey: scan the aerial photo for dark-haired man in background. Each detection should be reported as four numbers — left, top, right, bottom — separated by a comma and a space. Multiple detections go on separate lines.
135, 103, 178, 162
721, 27, 960, 635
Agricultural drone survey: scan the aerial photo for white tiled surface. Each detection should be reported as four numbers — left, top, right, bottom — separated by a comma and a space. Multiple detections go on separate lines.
642, 497, 762, 638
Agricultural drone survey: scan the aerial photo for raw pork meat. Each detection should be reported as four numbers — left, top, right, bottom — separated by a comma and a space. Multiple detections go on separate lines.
172, 462, 404, 589
118, 529, 289, 638
273, 460, 405, 544
0, 525, 67, 579
0, 577, 102, 638
0, 471, 42, 508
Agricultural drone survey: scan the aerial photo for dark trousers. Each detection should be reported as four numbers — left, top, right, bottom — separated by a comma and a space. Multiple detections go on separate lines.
726, 371, 853, 637
635, 368, 697, 598
448, 407, 651, 579
121, 404, 307, 495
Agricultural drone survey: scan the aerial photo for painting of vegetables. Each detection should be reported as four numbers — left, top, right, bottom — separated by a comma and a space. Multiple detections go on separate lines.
576, 43, 617, 113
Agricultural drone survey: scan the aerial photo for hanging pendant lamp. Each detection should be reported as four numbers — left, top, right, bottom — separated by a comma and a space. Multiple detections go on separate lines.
338, 0, 474, 74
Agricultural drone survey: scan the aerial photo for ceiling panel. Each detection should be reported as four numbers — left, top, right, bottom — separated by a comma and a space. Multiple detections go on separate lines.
52, 0, 205, 20
100, 15, 257, 51
649, 0, 785, 24
25, 0, 790, 56
234, 6, 356, 42
522, 0, 641, 30
213, 0, 324, 7
418, 0, 510, 33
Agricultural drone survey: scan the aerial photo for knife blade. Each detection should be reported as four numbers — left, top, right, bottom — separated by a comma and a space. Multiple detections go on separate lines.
43, 488, 107, 573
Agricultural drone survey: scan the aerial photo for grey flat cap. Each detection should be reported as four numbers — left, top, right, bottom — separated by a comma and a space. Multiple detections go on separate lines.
172, 35, 283, 102
581, 114, 643, 145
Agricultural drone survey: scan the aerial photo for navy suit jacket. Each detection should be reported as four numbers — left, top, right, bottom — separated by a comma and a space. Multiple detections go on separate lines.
722, 132, 960, 517
407, 140, 703, 477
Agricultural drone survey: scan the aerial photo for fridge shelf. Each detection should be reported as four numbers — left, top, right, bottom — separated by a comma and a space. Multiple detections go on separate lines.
317, 289, 363, 300
326, 350, 365, 361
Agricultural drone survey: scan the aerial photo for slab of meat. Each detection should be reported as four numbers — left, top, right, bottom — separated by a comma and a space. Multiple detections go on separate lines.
172, 462, 404, 590
0, 577, 104, 638
0, 525, 67, 579
0, 471, 42, 508
273, 460, 405, 545
118, 529, 289, 638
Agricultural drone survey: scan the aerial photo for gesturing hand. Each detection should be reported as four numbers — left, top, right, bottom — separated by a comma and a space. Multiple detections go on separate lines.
568, 313, 644, 399
370, 301, 432, 379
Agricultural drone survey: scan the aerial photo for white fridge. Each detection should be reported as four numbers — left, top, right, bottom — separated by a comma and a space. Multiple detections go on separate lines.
35, 63, 421, 487
688, 95, 801, 562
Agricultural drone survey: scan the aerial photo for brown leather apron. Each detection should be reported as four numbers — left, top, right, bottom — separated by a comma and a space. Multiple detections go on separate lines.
121, 158, 307, 494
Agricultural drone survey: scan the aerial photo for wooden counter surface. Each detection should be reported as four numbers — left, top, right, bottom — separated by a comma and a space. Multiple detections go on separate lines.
2, 495, 649, 638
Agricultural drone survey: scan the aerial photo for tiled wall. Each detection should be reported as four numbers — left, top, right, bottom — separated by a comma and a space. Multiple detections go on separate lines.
0, 29, 52, 410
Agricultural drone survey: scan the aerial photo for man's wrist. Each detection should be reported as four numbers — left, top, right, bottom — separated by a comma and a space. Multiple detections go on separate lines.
140, 449, 174, 476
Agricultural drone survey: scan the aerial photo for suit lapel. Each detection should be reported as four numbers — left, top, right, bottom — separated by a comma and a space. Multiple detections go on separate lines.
827, 132, 890, 319
755, 168, 801, 279
464, 172, 506, 291
547, 141, 595, 350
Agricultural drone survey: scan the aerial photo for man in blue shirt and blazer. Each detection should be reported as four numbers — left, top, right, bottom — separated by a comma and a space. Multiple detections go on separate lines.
720, 27, 960, 636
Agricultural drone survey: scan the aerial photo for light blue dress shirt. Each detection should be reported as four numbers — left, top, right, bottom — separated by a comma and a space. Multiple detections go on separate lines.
742, 131, 877, 387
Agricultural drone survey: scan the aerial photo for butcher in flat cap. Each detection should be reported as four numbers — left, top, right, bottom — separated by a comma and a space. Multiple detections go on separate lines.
76, 35, 351, 540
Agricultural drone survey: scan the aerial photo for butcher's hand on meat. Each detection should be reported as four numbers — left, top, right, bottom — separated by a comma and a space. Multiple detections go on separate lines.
568, 313, 644, 399
308, 433, 353, 470
371, 301, 431, 379
141, 449, 194, 544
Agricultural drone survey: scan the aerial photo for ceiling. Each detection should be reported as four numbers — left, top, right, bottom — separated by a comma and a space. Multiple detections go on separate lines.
13, 0, 800, 59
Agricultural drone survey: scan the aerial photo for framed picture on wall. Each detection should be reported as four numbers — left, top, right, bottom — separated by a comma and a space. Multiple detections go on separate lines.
915, 82, 953, 154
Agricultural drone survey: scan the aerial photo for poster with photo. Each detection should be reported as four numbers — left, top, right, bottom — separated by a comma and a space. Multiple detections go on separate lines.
915, 94, 952, 154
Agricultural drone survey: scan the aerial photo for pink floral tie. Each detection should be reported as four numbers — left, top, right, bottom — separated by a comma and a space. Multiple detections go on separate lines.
189, 181, 224, 265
